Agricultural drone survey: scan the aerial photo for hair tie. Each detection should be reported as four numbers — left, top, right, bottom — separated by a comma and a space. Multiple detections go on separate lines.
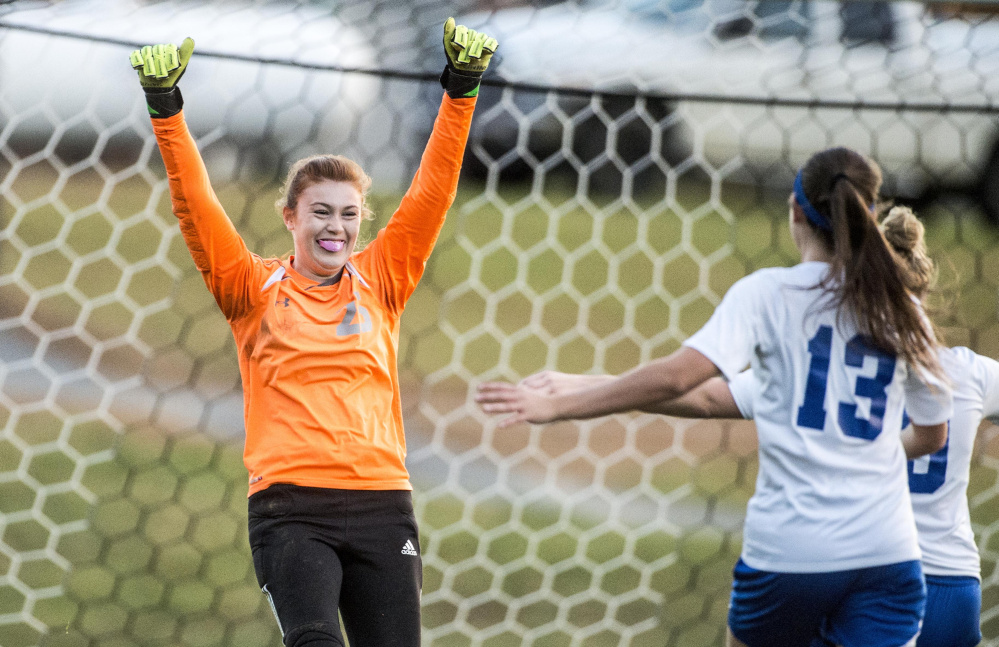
828, 172, 877, 213
829, 173, 849, 190
796, 169, 878, 224
793, 170, 832, 232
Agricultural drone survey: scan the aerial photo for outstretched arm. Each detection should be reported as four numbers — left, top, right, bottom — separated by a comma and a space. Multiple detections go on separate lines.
131, 40, 259, 321
476, 347, 722, 427
513, 370, 743, 419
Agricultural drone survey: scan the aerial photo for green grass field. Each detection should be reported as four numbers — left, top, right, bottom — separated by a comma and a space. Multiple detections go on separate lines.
3, 162, 999, 647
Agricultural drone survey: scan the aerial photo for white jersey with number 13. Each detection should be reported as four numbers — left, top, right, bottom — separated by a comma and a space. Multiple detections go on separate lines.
684, 262, 952, 573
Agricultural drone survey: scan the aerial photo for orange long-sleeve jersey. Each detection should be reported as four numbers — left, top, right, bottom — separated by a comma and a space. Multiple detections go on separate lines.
152, 95, 476, 496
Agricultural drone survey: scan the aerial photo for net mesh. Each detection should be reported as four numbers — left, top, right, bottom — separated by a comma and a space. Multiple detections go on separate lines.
1, 1, 999, 646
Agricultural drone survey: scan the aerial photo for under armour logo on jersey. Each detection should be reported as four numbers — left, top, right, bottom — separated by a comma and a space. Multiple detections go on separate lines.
401, 539, 418, 556
276, 297, 290, 308
336, 301, 373, 336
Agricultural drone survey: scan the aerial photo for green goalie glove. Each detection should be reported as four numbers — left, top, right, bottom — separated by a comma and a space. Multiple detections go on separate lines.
440, 17, 498, 99
129, 37, 194, 118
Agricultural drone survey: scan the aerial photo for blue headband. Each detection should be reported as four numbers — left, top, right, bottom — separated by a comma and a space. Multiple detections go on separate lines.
793, 169, 832, 232
794, 169, 877, 232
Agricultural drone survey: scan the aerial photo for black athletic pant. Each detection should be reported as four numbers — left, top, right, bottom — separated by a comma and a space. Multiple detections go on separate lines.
248, 484, 423, 647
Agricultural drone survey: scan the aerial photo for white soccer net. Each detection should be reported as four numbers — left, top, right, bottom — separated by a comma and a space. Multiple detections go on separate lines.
1, 1, 998, 646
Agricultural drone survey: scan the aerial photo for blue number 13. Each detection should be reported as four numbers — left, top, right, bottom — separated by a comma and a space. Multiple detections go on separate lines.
795, 325, 897, 441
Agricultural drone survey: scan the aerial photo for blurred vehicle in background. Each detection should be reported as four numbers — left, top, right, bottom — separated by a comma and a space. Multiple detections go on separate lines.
0, 0, 380, 176
458, 0, 999, 222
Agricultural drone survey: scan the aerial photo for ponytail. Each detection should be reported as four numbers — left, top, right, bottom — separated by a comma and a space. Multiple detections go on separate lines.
798, 148, 943, 381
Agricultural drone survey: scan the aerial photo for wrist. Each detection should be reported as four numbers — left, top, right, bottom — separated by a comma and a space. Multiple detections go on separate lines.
550, 392, 574, 422
440, 66, 482, 99
143, 86, 184, 119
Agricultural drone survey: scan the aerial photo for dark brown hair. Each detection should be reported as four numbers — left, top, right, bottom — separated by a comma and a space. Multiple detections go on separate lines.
275, 154, 373, 220
799, 147, 943, 381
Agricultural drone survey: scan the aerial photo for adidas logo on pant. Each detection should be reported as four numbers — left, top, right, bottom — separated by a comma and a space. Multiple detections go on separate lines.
401, 539, 418, 556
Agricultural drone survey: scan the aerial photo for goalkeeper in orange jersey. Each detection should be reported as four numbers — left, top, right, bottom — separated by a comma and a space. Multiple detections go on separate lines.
130, 21, 496, 647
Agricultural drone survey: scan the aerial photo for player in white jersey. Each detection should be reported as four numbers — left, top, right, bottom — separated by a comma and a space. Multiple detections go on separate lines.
502, 206, 997, 647
870, 207, 997, 647
664, 343, 997, 647
477, 148, 953, 647
905, 345, 999, 647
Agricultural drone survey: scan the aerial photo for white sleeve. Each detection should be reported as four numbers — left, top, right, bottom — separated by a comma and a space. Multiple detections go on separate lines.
974, 352, 999, 423
683, 273, 765, 381
727, 370, 755, 420
902, 362, 953, 426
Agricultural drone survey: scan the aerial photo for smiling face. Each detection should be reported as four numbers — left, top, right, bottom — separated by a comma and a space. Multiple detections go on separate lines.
283, 180, 363, 282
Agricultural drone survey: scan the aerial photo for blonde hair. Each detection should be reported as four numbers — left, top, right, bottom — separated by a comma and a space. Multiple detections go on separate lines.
275, 154, 374, 220
880, 206, 936, 299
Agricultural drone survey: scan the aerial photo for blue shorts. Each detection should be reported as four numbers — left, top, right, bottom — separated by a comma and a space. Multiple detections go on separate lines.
917, 575, 981, 647
729, 558, 925, 647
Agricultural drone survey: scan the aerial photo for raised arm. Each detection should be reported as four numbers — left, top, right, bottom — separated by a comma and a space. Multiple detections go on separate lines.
369, 19, 497, 311
131, 39, 260, 321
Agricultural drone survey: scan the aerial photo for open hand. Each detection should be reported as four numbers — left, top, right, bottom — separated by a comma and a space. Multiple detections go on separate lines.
443, 17, 498, 76
129, 37, 194, 91
475, 381, 558, 428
